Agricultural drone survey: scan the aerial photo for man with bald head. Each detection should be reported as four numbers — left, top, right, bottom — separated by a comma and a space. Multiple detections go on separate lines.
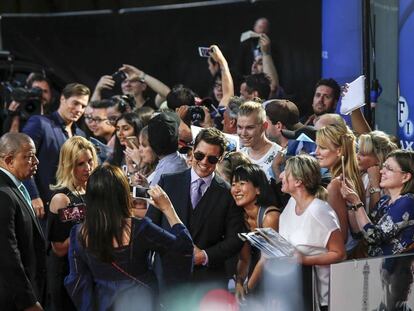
0, 133, 46, 310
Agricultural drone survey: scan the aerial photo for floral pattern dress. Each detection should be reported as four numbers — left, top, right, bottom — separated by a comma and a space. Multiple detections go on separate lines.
363, 193, 414, 256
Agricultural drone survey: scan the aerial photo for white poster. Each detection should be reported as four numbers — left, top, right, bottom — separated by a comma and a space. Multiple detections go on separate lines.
330, 254, 414, 310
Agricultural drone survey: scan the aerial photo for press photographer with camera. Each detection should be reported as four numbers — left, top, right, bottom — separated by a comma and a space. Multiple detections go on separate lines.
3, 73, 54, 133
91, 65, 170, 109
46, 136, 98, 311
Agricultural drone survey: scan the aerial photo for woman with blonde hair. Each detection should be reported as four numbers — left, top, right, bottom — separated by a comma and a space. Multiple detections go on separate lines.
357, 131, 398, 209
46, 136, 98, 311
279, 154, 345, 311
315, 123, 365, 253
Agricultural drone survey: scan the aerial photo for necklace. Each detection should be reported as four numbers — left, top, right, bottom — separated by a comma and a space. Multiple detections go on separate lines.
72, 184, 86, 203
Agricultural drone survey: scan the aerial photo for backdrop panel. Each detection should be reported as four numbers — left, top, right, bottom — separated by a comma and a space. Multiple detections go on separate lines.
1, 1, 321, 113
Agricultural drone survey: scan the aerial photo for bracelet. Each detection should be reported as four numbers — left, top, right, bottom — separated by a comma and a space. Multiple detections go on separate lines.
347, 202, 364, 211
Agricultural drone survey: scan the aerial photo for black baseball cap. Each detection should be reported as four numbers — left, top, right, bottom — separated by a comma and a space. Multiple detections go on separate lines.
281, 125, 317, 141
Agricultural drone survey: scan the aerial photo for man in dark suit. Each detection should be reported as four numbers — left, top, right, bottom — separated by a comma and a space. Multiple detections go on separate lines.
147, 128, 245, 285
22, 83, 90, 220
0, 133, 46, 310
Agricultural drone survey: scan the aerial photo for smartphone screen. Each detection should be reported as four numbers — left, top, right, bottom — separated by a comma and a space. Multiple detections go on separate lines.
198, 47, 211, 58
58, 203, 86, 223
132, 186, 151, 199
126, 136, 139, 148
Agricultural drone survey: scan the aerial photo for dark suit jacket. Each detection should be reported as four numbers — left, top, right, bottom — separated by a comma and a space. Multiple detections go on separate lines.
147, 169, 245, 283
0, 170, 46, 310
22, 112, 85, 205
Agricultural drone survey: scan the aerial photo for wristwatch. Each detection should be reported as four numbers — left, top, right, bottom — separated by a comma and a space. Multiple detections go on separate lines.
347, 202, 365, 211
369, 187, 381, 194
139, 72, 146, 83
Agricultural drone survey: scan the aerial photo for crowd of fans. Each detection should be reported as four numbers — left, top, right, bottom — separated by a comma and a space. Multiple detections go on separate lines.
1, 17, 413, 311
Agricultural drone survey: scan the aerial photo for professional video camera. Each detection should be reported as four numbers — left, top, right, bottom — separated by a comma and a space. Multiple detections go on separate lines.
1, 81, 42, 120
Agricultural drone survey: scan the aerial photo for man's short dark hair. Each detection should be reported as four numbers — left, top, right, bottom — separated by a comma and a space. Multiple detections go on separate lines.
61, 83, 90, 99
227, 96, 245, 119
244, 73, 271, 100
315, 78, 341, 102
194, 128, 227, 156
90, 99, 115, 109
26, 72, 52, 89
166, 84, 196, 110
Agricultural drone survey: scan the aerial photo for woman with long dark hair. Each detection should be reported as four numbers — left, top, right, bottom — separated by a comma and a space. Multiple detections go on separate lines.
231, 163, 280, 302
109, 112, 143, 169
65, 164, 193, 311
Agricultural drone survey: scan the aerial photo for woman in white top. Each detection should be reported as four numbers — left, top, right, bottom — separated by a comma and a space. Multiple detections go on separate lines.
279, 154, 346, 311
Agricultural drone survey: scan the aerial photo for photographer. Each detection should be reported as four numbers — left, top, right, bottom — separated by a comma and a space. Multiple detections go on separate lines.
3, 73, 54, 133
166, 85, 215, 145
91, 65, 170, 109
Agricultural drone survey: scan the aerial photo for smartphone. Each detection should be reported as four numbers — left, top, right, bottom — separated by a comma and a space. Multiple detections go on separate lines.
198, 47, 211, 58
132, 186, 151, 199
58, 203, 86, 223
341, 155, 346, 180
126, 136, 139, 148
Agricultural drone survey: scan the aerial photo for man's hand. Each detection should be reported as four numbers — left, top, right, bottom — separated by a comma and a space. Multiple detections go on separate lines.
259, 34, 271, 55
119, 64, 144, 80
31, 198, 45, 219
194, 245, 207, 266
8, 100, 21, 112
209, 45, 226, 65
200, 106, 214, 128
95, 75, 115, 92
176, 105, 189, 121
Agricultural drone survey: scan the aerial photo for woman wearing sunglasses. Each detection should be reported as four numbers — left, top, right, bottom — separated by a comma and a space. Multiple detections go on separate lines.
231, 163, 280, 303
341, 149, 414, 256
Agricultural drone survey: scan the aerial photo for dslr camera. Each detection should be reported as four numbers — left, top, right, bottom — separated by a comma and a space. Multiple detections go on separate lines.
187, 106, 205, 126
2, 82, 43, 120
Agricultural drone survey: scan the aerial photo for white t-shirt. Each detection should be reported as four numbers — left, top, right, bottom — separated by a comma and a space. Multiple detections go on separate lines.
279, 197, 340, 307
240, 142, 281, 180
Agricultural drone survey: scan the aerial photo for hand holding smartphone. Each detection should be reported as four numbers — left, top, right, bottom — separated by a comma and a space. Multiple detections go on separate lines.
126, 136, 139, 149
198, 47, 211, 58
132, 186, 151, 199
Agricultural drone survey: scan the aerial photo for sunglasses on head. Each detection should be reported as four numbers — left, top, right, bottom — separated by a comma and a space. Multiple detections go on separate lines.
193, 151, 220, 164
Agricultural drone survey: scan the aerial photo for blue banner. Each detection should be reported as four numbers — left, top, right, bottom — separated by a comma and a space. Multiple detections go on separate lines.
398, 0, 414, 149
322, 0, 362, 85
